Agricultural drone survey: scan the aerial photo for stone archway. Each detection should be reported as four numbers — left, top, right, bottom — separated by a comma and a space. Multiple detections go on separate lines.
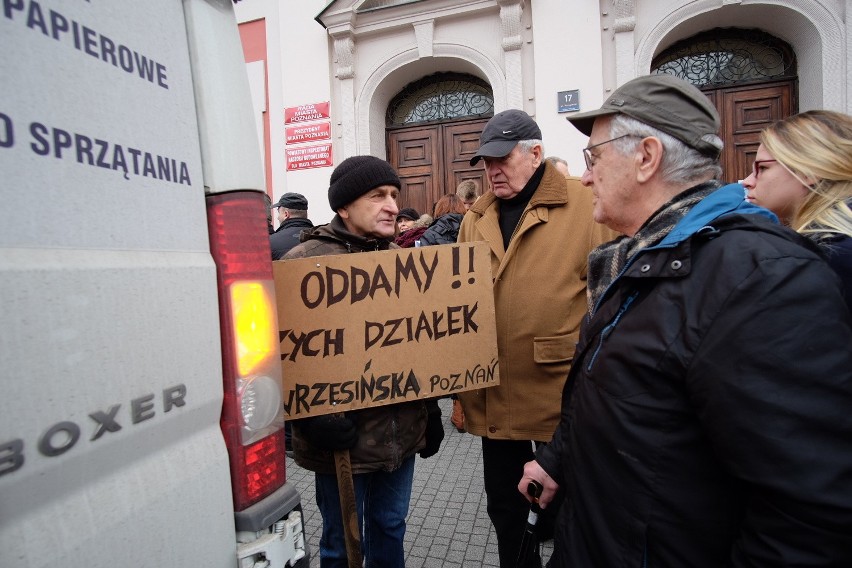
385, 73, 494, 214
355, 44, 509, 160
634, 0, 843, 112
652, 28, 798, 182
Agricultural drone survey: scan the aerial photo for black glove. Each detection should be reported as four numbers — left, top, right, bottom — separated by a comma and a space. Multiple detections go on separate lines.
419, 402, 444, 458
299, 414, 358, 451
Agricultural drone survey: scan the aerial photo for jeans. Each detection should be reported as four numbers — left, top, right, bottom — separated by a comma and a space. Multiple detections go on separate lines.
315, 456, 415, 568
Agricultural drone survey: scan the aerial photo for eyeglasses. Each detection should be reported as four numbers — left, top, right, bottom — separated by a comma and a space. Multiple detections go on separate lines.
583, 134, 640, 171
752, 159, 777, 179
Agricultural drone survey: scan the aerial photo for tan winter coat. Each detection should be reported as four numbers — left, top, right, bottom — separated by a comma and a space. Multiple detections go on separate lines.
457, 164, 616, 441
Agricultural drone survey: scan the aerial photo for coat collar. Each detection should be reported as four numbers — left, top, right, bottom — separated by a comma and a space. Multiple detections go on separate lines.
470, 162, 570, 216
471, 163, 570, 279
657, 183, 777, 248
304, 215, 394, 252
274, 217, 313, 233
606, 184, 782, 289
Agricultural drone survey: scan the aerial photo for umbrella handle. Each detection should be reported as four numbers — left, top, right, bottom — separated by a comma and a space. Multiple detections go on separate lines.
516, 480, 544, 568
527, 480, 543, 503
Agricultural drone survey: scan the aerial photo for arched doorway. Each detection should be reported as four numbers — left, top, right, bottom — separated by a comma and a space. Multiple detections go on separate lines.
652, 28, 797, 182
386, 72, 494, 215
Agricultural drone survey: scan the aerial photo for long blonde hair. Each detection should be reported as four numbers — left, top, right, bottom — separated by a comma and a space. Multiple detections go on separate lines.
761, 110, 852, 239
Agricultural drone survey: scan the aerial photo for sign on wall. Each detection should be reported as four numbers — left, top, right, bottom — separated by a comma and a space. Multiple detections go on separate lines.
558, 90, 580, 113
286, 122, 331, 145
272, 243, 499, 418
286, 143, 333, 170
284, 101, 330, 124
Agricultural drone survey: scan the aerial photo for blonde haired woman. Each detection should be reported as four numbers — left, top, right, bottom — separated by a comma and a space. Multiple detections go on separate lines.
742, 110, 852, 306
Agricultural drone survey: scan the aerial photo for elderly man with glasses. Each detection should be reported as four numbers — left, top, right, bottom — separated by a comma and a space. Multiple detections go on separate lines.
456, 109, 615, 568
520, 74, 852, 567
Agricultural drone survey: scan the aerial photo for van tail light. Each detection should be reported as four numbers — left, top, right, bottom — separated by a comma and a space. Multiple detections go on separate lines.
207, 191, 286, 511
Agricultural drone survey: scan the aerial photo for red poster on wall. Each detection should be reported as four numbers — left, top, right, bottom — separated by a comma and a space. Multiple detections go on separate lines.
286, 143, 333, 171
284, 102, 330, 124
286, 122, 331, 145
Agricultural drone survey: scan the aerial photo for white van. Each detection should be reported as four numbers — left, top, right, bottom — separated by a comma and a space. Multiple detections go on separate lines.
0, 1, 308, 566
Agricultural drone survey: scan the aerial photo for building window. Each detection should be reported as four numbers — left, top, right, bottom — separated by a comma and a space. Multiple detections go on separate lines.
386, 72, 494, 126
652, 28, 796, 87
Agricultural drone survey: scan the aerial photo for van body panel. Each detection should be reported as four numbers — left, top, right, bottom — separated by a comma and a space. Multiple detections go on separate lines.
1, 1, 304, 566
0, 0, 207, 252
0, 232, 235, 568
184, 0, 267, 195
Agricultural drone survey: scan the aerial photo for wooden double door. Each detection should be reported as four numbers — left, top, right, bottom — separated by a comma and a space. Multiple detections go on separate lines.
387, 118, 489, 215
706, 79, 796, 183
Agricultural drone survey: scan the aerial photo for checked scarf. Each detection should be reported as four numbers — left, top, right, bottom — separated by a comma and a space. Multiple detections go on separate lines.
586, 181, 721, 314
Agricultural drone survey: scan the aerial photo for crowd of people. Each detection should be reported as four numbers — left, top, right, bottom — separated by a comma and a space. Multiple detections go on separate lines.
269, 73, 852, 568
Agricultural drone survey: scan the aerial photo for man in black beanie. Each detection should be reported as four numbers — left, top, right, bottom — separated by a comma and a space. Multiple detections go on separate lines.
282, 155, 444, 568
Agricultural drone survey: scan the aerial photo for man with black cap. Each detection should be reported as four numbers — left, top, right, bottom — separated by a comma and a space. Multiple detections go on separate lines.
456, 109, 615, 568
520, 74, 852, 566
269, 192, 313, 260
282, 155, 444, 568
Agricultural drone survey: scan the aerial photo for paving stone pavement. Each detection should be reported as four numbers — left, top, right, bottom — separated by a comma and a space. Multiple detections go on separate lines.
286, 398, 553, 567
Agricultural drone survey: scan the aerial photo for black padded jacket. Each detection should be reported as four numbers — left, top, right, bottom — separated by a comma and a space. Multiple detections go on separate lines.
536, 189, 852, 567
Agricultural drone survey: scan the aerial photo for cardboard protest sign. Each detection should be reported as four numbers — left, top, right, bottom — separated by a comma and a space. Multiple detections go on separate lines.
272, 242, 499, 418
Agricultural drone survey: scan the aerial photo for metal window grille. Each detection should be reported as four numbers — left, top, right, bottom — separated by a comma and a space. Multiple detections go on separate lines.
386, 72, 494, 126
651, 28, 796, 88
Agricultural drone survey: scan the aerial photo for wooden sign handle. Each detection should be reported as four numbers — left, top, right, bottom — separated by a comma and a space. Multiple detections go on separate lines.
334, 447, 361, 568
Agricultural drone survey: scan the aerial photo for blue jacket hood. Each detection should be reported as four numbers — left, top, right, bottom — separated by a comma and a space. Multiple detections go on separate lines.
657, 183, 778, 248
592, 183, 781, 315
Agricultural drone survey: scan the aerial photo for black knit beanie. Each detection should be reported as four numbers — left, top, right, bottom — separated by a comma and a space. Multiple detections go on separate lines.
328, 155, 402, 211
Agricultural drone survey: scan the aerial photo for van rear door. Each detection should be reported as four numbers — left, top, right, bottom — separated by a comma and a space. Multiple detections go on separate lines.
0, 1, 292, 566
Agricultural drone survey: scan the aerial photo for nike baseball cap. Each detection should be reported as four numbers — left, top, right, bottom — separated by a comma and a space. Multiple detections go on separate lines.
566, 74, 722, 158
470, 109, 543, 166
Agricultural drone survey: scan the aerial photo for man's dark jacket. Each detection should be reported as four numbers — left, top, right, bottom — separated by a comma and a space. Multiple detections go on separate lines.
270, 217, 313, 260
536, 184, 852, 567
419, 213, 463, 246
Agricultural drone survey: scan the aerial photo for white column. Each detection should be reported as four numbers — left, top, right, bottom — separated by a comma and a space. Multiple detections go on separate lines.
612, 0, 637, 86
331, 30, 357, 159
497, 0, 525, 109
